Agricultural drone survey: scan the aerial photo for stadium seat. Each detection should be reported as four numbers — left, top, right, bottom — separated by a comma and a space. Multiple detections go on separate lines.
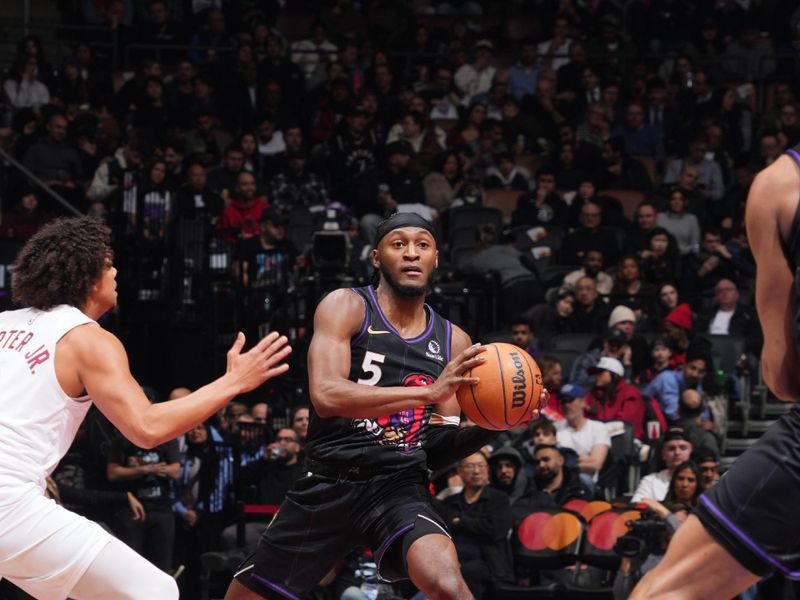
551, 333, 595, 353
598, 190, 645, 221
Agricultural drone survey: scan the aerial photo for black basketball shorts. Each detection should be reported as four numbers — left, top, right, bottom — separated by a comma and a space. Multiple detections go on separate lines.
233, 467, 450, 599
696, 403, 800, 579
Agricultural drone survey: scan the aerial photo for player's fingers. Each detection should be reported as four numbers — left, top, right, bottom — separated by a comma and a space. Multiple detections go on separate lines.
457, 343, 485, 360
456, 375, 479, 386
458, 355, 487, 372
529, 409, 541, 421
266, 363, 290, 379
252, 331, 281, 353
263, 335, 290, 358
540, 389, 550, 408
264, 344, 292, 368
227, 332, 246, 357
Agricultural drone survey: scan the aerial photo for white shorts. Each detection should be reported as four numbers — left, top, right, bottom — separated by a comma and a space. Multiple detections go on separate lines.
0, 484, 112, 600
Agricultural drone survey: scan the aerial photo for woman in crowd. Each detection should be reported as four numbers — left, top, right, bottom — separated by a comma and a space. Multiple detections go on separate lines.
423, 150, 464, 212
610, 255, 658, 322
640, 228, 681, 287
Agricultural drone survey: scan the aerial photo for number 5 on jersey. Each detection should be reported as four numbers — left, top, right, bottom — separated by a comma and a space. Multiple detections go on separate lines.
357, 351, 385, 385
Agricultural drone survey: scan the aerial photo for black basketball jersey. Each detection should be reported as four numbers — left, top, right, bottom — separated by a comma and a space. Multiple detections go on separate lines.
783, 144, 800, 354
304, 285, 453, 472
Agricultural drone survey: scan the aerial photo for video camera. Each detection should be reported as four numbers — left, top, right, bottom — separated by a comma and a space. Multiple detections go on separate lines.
613, 511, 668, 559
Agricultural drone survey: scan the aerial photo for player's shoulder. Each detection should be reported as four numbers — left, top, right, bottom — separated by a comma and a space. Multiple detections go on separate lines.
60, 320, 122, 354
314, 287, 367, 333
449, 323, 472, 353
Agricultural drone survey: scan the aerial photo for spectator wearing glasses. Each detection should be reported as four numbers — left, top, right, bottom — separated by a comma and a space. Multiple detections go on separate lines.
435, 452, 514, 598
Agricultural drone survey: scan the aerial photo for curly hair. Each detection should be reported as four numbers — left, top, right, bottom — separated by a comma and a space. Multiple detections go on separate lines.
12, 217, 112, 310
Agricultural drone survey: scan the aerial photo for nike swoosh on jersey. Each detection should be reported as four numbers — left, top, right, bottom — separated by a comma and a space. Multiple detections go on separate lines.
367, 325, 391, 335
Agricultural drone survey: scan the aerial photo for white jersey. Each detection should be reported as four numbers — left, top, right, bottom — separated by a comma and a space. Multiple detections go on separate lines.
0, 305, 94, 493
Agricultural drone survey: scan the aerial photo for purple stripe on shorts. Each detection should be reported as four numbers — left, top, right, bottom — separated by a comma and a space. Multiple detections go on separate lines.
787, 149, 800, 166
251, 574, 303, 600
368, 285, 435, 343
699, 494, 800, 577
351, 289, 369, 346
444, 320, 452, 362
375, 522, 415, 578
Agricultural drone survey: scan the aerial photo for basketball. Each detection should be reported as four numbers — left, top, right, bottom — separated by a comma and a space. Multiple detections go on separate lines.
456, 342, 543, 430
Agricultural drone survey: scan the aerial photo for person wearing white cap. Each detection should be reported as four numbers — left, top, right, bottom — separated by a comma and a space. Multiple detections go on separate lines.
585, 356, 647, 439
556, 381, 611, 490
607, 304, 652, 382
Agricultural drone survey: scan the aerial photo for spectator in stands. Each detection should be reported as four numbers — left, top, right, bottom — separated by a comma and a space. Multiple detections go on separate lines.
675, 389, 720, 457
4, 55, 51, 112
509, 318, 538, 359
269, 147, 329, 213
326, 103, 379, 202
387, 110, 444, 177
576, 103, 611, 154
553, 141, 585, 192
188, 9, 238, 65
290, 22, 338, 85
511, 165, 569, 229
508, 39, 539, 101
484, 151, 528, 191
259, 34, 305, 102
356, 141, 427, 244
107, 432, 180, 572
221, 427, 305, 550
661, 303, 693, 367
526, 288, 574, 343
557, 382, 611, 489
612, 101, 664, 165
455, 40, 496, 107
571, 328, 632, 390
524, 73, 567, 142
513, 444, 589, 517
644, 337, 674, 383
643, 346, 708, 422
562, 248, 613, 295
253, 112, 286, 177
235, 207, 297, 289
538, 358, 564, 413
206, 144, 244, 201
218, 171, 269, 242
436, 452, 514, 597
138, 0, 185, 50
165, 60, 196, 128
723, 24, 775, 83
639, 460, 702, 515
696, 449, 720, 491
609, 256, 658, 321
568, 276, 610, 334
664, 136, 725, 202
87, 134, 144, 205
624, 201, 660, 255
423, 150, 464, 212
631, 427, 693, 502
0, 188, 51, 240
185, 111, 232, 167
683, 228, 738, 292
585, 356, 646, 439
538, 17, 572, 72
562, 200, 620, 266
567, 177, 625, 228
22, 113, 83, 208
595, 135, 652, 192
174, 162, 222, 222
631, 226, 681, 289
251, 403, 268, 425
696, 279, 763, 355
657, 188, 701, 257
292, 407, 310, 441
488, 446, 529, 505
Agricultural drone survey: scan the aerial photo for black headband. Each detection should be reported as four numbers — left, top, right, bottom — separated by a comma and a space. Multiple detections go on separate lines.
375, 212, 437, 246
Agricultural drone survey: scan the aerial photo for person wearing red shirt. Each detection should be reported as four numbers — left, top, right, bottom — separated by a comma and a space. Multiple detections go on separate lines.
218, 171, 269, 242
584, 356, 646, 439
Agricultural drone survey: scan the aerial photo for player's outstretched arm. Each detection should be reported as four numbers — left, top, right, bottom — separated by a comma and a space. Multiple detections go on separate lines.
67, 325, 291, 448
309, 289, 486, 419
746, 156, 800, 401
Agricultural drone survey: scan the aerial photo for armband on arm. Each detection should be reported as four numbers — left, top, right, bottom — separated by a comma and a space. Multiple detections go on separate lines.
424, 414, 498, 471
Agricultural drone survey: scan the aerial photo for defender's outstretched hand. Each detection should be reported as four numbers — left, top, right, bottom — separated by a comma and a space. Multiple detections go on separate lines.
226, 332, 291, 394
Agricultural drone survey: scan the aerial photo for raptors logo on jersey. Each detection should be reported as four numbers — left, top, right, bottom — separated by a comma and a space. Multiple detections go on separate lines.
354, 373, 434, 451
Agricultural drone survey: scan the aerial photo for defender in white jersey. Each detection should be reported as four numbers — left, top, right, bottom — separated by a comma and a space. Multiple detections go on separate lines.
0, 217, 291, 600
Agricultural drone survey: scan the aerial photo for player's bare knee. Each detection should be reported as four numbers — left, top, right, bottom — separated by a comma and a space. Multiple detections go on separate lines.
423, 571, 471, 600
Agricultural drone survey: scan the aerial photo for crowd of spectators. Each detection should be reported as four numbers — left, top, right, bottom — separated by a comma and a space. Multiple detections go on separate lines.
0, 0, 796, 597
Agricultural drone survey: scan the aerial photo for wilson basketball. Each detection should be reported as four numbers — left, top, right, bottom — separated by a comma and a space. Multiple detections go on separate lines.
456, 342, 543, 430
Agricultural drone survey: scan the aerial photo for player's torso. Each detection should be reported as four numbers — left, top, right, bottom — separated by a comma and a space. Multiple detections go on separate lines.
0, 305, 94, 490
305, 285, 452, 471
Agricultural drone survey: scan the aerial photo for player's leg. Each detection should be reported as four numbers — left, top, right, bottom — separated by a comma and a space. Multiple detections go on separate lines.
406, 533, 473, 600
629, 515, 760, 600
69, 536, 179, 600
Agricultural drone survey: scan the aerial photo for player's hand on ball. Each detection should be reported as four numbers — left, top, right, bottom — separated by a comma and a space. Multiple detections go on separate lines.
227, 331, 292, 393
427, 343, 487, 404
519, 388, 549, 427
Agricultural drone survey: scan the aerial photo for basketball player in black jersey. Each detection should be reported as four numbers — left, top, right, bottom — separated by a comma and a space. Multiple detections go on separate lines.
630, 147, 800, 598
225, 213, 545, 599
